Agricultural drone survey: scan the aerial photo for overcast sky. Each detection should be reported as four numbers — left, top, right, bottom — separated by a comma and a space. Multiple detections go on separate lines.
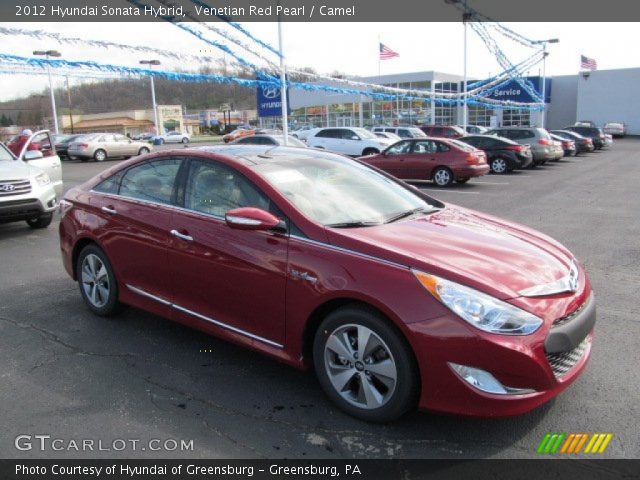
0, 22, 639, 102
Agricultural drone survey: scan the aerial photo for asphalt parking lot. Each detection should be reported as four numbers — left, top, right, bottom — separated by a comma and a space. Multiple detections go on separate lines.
1, 139, 639, 459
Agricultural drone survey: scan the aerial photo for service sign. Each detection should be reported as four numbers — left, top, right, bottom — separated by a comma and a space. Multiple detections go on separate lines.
486, 76, 552, 104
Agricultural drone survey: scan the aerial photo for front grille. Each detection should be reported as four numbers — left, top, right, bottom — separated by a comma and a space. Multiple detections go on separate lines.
546, 336, 590, 378
553, 299, 588, 327
0, 179, 32, 197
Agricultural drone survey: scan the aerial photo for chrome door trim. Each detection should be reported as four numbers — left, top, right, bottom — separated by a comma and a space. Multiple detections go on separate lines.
126, 284, 283, 349
126, 284, 171, 306
170, 229, 194, 242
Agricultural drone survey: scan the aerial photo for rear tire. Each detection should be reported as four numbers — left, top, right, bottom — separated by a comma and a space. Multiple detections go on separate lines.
181, 137, 189, 144
76, 244, 123, 317
313, 305, 419, 422
432, 167, 454, 187
138, 147, 150, 155
490, 157, 509, 174
93, 149, 107, 162
26, 213, 53, 229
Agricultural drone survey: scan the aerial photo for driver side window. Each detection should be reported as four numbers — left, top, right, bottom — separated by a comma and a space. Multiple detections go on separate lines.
184, 159, 271, 218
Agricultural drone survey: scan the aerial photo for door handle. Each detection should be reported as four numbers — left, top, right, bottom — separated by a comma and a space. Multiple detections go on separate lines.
101, 206, 117, 215
170, 229, 193, 242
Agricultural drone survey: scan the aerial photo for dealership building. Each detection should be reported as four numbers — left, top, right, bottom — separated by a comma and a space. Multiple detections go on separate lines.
281, 68, 639, 134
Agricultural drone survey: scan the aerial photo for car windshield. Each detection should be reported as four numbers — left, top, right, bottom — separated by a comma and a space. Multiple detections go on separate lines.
449, 139, 475, 151
256, 152, 435, 227
408, 128, 427, 137
0, 143, 16, 161
353, 128, 377, 140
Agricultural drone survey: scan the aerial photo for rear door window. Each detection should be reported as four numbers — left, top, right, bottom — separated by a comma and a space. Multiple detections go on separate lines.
119, 158, 182, 205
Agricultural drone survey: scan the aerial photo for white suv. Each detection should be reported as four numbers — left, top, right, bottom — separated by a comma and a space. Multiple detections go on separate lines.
0, 131, 62, 229
307, 127, 395, 156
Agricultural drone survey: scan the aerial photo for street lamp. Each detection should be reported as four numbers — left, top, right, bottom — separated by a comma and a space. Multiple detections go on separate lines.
33, 50, 61, 134
531, 38, 559, 128
140, 60, 161, 136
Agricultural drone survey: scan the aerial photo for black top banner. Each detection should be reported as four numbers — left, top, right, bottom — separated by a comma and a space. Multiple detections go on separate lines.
2, 0, 640, 22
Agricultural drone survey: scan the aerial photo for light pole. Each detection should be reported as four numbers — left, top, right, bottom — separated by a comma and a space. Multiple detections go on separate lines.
33, 50, 61, 134
277, 7, 289, 145
532, 38, 559, 128
140, 60, 161, 135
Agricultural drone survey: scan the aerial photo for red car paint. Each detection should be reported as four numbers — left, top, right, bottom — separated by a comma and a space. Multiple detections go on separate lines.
59, 147, 594, 417
358, 138, 489, 183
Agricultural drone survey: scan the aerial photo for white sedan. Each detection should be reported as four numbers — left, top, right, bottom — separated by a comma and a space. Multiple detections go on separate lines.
155, 131, 190, 144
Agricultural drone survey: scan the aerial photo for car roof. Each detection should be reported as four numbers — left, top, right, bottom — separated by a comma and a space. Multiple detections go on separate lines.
195, 145, 341, 167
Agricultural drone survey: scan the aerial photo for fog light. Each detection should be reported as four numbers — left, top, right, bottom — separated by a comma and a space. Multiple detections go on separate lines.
449, 363, 535, 395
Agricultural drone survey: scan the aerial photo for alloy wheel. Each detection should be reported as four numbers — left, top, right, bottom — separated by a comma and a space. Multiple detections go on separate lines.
492, 158, 508, 173
81, 254, 110, 308
323, 324, 397, 410
434, 169, 451, 186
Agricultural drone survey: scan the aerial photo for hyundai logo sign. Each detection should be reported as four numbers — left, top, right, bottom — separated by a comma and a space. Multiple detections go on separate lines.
262, 86, 280, 99
0, 184, 16, 192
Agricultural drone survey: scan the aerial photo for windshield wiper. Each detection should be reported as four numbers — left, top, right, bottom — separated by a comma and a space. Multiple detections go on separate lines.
326, 221, 381, 228
384, 207, 432, 224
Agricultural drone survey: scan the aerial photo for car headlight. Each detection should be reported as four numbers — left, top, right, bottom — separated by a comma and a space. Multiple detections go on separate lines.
413, 270, 543, 335
34, 173, 51, 187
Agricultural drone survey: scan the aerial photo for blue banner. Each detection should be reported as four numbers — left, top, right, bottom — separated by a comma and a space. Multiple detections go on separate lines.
485, 76, 551, 103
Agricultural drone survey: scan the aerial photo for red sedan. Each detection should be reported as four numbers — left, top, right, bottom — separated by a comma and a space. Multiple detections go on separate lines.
59, 146, 595, 422
358, 138, 489, 187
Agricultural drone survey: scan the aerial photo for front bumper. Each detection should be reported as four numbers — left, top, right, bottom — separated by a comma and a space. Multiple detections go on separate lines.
0, 183, 57, 223
408, 294, 595, 417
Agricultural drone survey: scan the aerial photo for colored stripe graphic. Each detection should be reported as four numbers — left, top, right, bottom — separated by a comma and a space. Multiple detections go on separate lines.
538, 433, 613, 454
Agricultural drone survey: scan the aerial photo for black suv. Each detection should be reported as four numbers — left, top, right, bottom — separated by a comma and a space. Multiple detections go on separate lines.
563, 126, 606, 149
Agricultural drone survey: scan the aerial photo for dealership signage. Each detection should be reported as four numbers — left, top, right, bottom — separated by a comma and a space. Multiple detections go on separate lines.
484, 76, 552, 103
257, 78, 290, 117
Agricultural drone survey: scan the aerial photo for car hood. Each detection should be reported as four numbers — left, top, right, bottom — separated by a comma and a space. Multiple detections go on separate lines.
0, 160, 42, 180
325, 205, 575, 300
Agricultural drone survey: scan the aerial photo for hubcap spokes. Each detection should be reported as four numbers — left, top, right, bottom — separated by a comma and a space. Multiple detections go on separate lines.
435, 170, 449, 185
324, 324, 397, 410
493, 159, 507, 173
81, 254, 109, 308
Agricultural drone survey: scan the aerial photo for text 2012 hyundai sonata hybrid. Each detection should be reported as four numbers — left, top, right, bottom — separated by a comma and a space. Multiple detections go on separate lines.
59, 145, 595, 422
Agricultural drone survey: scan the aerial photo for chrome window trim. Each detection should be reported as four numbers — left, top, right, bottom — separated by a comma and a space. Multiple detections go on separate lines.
126, 284, 283, 349
226, 215, 262, 226
289, 235, 408, 270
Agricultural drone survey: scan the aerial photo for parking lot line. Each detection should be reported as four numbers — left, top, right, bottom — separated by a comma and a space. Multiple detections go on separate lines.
418, 188, 480, 195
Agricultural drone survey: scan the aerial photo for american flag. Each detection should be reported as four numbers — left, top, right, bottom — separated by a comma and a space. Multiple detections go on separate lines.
581, 55, 597, 71
379, 43, 399, 60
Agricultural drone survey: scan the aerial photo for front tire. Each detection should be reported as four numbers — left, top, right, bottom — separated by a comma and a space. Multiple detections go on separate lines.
138, 147, 150, 155
181, 137, 189, 144
362, 148, 379, 156
313, 306, 418, 423
93, 149, 107, 162
76, 244, 122, 317
432, 167, 454, 187
26, 213, 53, 229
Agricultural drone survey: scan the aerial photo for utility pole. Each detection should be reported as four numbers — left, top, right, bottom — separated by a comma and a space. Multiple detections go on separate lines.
66, 76, 74, 134
140, 60, 161, 135
531, 38, 559, 128
33, 50, 61, 134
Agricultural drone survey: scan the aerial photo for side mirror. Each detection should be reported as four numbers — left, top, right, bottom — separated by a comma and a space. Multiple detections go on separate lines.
225, 207, 280, 231
23, 150, 44, 161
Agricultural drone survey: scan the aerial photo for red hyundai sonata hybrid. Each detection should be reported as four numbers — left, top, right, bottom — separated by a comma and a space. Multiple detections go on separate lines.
358, 138, 489, 187
59, 146, 595, 422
